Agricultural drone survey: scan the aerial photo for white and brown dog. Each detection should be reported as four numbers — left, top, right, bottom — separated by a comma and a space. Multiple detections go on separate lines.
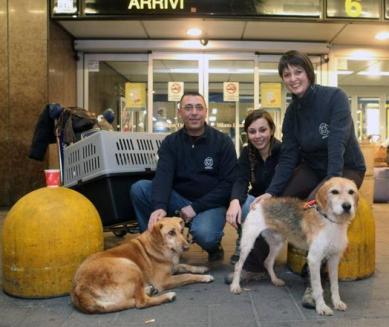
230, 177, 359, 316
71, 217, 213, 313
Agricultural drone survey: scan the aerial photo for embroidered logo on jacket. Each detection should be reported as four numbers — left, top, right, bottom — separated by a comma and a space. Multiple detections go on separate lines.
319, 123, 329, 139
204, 157, 214, 170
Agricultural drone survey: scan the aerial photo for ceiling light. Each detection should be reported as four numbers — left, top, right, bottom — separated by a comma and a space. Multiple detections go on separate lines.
187, 28, 202, 37
375, 32, 389, 41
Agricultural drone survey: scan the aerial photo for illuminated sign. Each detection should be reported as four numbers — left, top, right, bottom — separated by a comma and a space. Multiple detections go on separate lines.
51, 0, 387, 20
345, 0, 362, 17
327, 0, 380, 19
128, 0, 184, 10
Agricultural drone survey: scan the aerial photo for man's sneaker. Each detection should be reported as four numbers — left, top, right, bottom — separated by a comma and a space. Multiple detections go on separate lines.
302, 287, 315, 309
208, 245, 224, 262
224, 269, 267, 285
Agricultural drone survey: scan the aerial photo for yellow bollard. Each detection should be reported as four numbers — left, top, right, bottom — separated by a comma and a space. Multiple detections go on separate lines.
2, 187, 104, 298
287, 196, 375, 281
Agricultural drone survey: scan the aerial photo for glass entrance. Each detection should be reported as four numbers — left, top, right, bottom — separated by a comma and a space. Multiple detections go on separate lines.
82, 52, 327, 153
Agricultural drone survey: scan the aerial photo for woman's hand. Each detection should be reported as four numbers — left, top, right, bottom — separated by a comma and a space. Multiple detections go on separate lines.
250, 193, 272, 210
226, 199, 242, 229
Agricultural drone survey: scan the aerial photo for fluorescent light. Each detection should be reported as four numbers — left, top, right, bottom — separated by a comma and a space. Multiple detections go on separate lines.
375, 32, 389, 41
209, 116, 216, 122
349, 50, 374, 60
187, 28, 202, 37
258, 69, 278, 74
337, 70, 353, 75
358, 71, 389, 76
212, 108, 218, 114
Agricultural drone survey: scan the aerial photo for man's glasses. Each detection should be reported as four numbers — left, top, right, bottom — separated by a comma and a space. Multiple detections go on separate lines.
182, 104, 205, 112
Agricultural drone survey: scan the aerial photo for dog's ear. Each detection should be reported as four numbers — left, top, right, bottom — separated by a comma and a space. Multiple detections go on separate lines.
178, 218, 185, 230
353, 187, 360, 209
150, 220, 164, 242
315, 180, 329, 211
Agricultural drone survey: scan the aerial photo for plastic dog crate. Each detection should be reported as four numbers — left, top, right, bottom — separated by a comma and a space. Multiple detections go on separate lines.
63, 131, 167, 226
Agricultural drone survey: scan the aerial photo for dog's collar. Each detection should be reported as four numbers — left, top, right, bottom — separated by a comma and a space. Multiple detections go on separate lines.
304, 200, 341, 224
303, 199, 317, 209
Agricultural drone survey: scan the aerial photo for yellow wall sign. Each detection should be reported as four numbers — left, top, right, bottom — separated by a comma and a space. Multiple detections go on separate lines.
261, 83, 281, 108
125, 82, 146, 109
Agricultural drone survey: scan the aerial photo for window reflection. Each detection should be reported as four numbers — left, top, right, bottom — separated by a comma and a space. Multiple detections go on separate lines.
88, 60, 148, 132
338, 58, 389, 142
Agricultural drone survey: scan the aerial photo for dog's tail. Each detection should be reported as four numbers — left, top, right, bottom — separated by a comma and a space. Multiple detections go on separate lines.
70, 284, 103, 314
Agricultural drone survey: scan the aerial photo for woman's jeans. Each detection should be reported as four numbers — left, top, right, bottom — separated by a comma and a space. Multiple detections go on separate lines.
130, 180, 226, 252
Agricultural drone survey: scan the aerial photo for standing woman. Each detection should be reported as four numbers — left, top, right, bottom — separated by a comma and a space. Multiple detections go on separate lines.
255, 50, 366, 307
225, 109, 281, 283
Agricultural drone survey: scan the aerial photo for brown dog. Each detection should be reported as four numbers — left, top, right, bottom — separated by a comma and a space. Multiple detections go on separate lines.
71, 217, 213, 313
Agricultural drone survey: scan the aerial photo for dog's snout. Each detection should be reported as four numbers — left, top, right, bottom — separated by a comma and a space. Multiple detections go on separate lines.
182, 242, 190, 251
342, 202, 351, 212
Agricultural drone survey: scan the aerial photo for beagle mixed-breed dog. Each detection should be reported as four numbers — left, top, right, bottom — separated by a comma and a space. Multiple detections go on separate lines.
230, 177, 359, 316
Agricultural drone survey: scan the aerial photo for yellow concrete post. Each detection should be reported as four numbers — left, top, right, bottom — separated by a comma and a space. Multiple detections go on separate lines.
2, 187, 104, 298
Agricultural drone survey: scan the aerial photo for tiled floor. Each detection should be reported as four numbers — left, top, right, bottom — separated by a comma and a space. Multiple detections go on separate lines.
0, 203, 388, 327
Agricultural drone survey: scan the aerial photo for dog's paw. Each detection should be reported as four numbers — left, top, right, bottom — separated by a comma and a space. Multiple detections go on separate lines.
230, 282, 242, 294
166, 291, 176, 302
145, 285, 159, 296
271, 278, 285, 287
333, 300, 347, 311
202, 274, 214, 283
197, 266, 210, 274
316, 303, 334, 316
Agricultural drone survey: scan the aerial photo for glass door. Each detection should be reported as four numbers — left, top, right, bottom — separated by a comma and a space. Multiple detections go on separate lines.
207, 55, 255, 154
82, 53, 149, 132
150, 54, 202, 133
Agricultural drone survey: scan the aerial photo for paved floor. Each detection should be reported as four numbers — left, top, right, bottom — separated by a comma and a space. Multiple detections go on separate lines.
0, 203, 388, 327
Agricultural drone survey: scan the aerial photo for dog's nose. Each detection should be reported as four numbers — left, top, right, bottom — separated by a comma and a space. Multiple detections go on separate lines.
342, 202, 351, 212
182, 242, 190, 251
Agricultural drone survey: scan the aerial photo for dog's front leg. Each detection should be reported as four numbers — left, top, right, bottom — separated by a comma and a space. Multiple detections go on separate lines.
230, 208, 264, 294
174, 263, 209, 274
308, 253, 333, 316
158, 273, 214, 290
327, 254, 347, 311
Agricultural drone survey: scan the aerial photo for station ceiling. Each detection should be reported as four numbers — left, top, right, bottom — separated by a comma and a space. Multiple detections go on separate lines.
57, 19, 389, 47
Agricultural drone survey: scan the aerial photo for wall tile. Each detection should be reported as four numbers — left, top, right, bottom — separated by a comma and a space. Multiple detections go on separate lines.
0, 0, 9, 204
7, 0, 48, 202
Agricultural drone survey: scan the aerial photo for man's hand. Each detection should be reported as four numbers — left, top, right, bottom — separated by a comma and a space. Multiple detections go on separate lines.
180, 205, 196, 223
250, 193, 272, 210
226, 199, 241, 229
148, 209, 167, 231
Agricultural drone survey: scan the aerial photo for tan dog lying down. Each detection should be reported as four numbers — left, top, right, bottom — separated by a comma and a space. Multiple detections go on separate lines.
71, 217, 213, 313
230, 177, 359, 316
